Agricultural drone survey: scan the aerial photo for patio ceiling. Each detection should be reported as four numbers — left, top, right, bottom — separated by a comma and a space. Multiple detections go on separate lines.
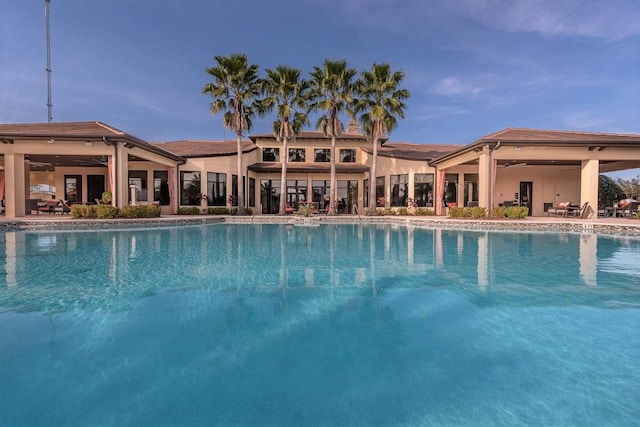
1, 154, 147, 171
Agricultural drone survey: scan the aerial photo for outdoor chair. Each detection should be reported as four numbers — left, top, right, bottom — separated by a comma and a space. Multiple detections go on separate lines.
622, 202, 638, 218
547, 202, 570, 216
38, 200, 58, 214
54, 200, 71, 214
567, 201, 589, 218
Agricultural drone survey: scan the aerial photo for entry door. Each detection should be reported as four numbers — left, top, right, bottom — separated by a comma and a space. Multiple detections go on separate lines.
519, 181, 533, 215
87, 175, 105, 203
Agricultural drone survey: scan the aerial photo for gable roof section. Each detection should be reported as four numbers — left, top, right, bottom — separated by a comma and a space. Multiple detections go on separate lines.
249, 130, 383, 142
0, 121, 184, 162
362, 142, 462, 161
154, 139, 257, 157
431, 128, 640, 164
481, 128, 640, 143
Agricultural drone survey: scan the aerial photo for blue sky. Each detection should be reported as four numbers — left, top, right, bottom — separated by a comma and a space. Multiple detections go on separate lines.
1, 0, 639, 150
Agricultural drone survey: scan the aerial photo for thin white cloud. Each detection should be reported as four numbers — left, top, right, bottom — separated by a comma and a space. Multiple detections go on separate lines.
321, 0, 640, 40
450, 0, 640, 40
432, 76, 484, 97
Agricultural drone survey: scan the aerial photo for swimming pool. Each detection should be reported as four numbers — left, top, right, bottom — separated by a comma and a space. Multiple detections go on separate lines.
1, 223, 639, 426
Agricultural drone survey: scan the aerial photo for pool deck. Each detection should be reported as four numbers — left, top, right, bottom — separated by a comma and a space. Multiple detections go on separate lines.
2, 213, 640, 235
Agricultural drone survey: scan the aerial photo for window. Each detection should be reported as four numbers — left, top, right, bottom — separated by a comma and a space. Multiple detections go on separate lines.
365, 177, 385, 207
207, 172, 226, 206
314, 149, 331, 162
390, 174, 408, 207
288, 148, 306, 162
249, 177, 255, 208
260, 179, 281, 214
376, 176, 385, 206
337, 180, 358, 213
154, 171, 170, 205
129, 170, 148, 202
312, 180, 330, 210
340, 149, 356, 163
286, 180, 308, 210
232, 175, 246, 207
414, 174, 434, 207
463, 174, 479, 207
180, 171, 200, 206
64, 175, 82, 203
262, 148, 279, 162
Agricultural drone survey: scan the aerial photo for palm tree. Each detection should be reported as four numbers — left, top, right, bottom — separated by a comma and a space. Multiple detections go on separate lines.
308, 59, 357, 215
262, 66, 310, 215
202, 53, 264, 215
354, 63, 410, 215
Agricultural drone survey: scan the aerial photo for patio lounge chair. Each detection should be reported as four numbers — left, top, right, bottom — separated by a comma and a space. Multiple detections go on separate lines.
621, 201, 638, 218
54, 200, 71, 214
547, 202, 570, 216
567, 201, 589, 218
38, 200, 58, 214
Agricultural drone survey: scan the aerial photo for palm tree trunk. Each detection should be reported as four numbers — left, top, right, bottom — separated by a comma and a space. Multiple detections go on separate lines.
279, 136, 288, 215
236, 133, 245, 215
328, 134, 337, 215
368, 136, 379, 215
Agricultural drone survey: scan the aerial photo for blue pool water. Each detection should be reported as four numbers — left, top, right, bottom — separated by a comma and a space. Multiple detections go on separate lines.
1, 223, 639, 426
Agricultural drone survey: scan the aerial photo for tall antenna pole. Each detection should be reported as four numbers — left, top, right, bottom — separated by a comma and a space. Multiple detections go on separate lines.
45, 0, 53, 123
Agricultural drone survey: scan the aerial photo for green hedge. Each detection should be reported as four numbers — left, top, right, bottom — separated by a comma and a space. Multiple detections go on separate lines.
489, 206, 529, 219
71, 204, 161, 219
177, 206, 201, 215
207, 207, 230, 215
121, 205, 161, 218
414, 208, 436, 216
449, 206, 487, 218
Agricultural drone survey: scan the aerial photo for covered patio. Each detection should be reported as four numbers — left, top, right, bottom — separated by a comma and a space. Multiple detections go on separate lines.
0, 122, 184, 218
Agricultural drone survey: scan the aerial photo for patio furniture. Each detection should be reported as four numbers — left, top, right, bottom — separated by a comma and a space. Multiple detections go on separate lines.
547, 202, 570, 216
54, 200, 71, 215
567, 202, 589, 218
621, 201, 638, 218
25, 199, 40, 215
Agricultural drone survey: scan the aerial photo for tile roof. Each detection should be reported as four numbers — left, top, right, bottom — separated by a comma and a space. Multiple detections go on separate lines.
362, 142, 462, 161
153, 139, 257, 157
0, 121, 126, 137
481, 128, 640, 143
250, 130, 372, 141
248, 162, 370, 173
0, 121, 184, 161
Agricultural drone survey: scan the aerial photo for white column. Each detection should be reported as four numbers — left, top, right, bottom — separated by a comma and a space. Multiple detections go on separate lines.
580, 159, 599, 219
5, 153, 26, 217
478, 150, 491, 211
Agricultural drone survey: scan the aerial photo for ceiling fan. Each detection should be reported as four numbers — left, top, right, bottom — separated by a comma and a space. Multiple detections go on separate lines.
74, 156, 108, 166
500, 161, 529, 168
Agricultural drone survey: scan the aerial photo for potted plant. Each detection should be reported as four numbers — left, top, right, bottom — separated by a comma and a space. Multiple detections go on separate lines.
197, 193, 209, 212
101, 190, 112, 204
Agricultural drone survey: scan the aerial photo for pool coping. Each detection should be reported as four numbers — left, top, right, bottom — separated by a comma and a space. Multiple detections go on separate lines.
2, 214, 640, 235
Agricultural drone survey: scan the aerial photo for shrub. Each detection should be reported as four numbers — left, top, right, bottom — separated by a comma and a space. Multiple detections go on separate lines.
383, 207, 395, 216
414, 208, 435, 216
469, 207, 487, 218
70, 204, 97, 218
121, 205, 161, 218
245, 207, 253, 215
489, 207, 506, 218
296, 203, 315, 217
397, 207, 409, 216
207, 207, 230, 215
95, 205, 120, 219
505, 206, 529, 218
177, 206, 200, 215
449, 207, 466, 218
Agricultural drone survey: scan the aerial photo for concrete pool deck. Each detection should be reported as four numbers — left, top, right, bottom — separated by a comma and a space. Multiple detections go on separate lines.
2, 214, 640, 235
